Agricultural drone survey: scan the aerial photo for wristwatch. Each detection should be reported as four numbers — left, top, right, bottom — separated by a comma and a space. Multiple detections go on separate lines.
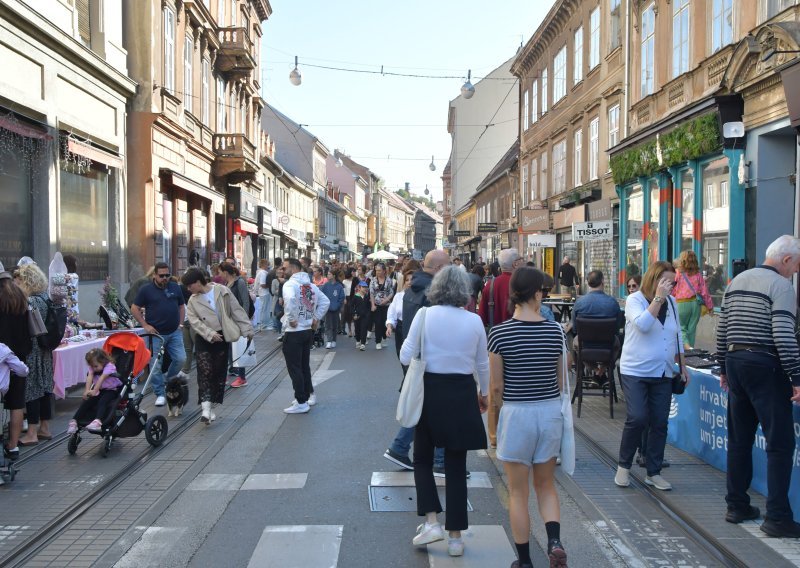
653, 295, 664, 304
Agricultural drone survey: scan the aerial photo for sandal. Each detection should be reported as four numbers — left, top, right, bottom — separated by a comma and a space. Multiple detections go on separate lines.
37, 434, 53, 441
18, 439, 38, 447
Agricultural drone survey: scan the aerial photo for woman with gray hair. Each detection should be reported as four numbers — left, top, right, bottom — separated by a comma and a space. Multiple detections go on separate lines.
400, 265, 490, 557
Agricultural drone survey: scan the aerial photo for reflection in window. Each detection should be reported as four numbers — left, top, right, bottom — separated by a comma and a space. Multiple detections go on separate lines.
649, 180, 659, 265
0, 150, 33, 269
627, 186, 644, 278
702, 157, 730, 307
60, 164, 109, 281
712, 0, 733, 53
681, 169, 695, 254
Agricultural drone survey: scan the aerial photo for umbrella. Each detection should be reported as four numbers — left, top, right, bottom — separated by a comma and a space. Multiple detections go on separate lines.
367, 250, 398, 260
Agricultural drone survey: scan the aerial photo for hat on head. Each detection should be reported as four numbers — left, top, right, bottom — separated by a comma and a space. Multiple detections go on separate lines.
358, 280, 368, 287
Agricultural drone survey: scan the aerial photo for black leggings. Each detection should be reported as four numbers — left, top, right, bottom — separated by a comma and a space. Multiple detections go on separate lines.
370, 305, 389, 343
354, 316, 369, 344
73, 390, 119, 425
26, 394, 53, 425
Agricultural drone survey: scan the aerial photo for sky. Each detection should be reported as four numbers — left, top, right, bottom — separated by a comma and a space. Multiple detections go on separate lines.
260, 0, 554, 203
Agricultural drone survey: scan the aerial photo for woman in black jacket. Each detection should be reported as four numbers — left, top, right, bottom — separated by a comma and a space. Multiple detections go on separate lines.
0, 272, 33, 459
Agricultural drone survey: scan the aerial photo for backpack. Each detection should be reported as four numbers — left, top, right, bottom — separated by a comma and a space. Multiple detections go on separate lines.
39, 298, 67, 350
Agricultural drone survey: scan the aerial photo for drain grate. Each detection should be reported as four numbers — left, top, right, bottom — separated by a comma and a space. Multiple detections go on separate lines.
368, 486, 473, 512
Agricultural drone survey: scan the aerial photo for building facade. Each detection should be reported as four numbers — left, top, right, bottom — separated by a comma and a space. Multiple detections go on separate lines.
0, 0, 136, 318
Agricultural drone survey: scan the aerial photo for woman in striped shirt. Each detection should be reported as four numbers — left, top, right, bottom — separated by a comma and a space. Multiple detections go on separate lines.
488, 267, 567, 568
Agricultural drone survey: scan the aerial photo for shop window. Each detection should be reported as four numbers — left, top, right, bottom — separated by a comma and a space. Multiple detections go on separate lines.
0, 148, 33, 269
627, 185, 644, 277
60, 163, 109, 281
701, 157, 730, 306
680, 169, 695, 253
648, 180, 659, 264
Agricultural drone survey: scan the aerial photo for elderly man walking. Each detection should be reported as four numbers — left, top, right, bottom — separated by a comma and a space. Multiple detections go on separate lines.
479, 248, 523, 447
717, 235, 800, 537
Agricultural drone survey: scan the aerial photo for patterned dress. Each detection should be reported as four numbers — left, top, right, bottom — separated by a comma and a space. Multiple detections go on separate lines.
25, 293, 55, 401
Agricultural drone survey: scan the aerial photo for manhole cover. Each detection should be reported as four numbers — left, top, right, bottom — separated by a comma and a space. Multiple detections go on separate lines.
368, 486, 473, 512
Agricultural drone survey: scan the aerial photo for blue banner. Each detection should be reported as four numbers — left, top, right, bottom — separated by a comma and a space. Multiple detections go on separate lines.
667, 368, 800, 521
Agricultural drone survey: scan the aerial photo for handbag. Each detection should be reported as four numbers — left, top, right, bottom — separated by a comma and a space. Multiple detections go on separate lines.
396, 307, 428, 428
559, 334, 576, 475
681, 272, 705, 307
231, 336, 256, 368
27, 305, 47, 338
668, 298, 687, 395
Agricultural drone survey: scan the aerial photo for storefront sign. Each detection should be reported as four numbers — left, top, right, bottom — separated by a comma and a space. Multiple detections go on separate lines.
572, 221, 613, 241
453, 230, 471, 237
587, 199, 612, 221
477, 223, 498, 233
520, 209, 550, 232
527, 234, 557, 248
500, 233, 510, 249
552, 206, 585, 229
543, 248, 554, 277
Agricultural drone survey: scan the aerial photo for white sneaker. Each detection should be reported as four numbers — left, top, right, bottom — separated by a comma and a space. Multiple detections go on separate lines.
412, 522, 444, 546
614, 466, 630, 487
283, 401, 310, 414
325, 342, 332, 349
367, 331, 373, 339
308, 393, 317, 406
382, 340, 388, 347
376, 343, 382, 350
201, 401, 211, 424
355, 342, 361, 348
359, 344, 366, 351
448, 537, 465, 557
331, 341, 336, 348
645, 474, 672, 491
155, 396, 166, 407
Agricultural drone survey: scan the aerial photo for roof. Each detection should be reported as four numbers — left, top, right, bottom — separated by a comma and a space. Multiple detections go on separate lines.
335, 151, 382, 184
472, 140, 519, 197
385, 191, 415, 213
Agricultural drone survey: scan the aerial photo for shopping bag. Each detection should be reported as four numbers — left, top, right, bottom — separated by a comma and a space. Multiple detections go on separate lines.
560, 341, 576, 475
231, 337, 257, 368
396, 307, 427, 428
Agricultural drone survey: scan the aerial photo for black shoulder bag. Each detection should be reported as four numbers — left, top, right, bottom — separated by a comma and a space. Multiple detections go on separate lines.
667, 298, 687, 395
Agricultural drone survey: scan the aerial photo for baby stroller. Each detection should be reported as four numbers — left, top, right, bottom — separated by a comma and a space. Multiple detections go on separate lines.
0, 399, 16, 483
67, 332, 168, 457
313, 318, 326, 348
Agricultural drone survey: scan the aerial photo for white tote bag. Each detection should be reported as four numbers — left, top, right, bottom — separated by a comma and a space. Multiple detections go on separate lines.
560, 339, 576, 475
396, 307, 428, 428
231, 337, 257, 368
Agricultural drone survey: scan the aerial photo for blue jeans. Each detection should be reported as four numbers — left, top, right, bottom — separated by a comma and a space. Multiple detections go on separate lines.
149, 329, 186, 397
390, 426, 444, 468
258, 292, 272, 329
618, 374, 672, 476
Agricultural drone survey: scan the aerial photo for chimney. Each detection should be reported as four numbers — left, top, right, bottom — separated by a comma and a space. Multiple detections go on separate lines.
405, 182, 410, 191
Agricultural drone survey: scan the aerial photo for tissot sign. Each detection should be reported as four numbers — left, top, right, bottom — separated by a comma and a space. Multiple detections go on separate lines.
572, 221, 613, 241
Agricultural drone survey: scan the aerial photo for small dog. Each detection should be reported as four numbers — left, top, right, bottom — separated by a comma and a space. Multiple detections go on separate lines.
165, 376, 189, 417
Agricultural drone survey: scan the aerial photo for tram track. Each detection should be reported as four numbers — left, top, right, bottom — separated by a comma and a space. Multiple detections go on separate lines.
0, 343, 283, 568
573, 422, 748, 568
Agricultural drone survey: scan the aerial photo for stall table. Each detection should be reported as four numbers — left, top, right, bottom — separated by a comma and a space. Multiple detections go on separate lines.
543, 299, 576, 323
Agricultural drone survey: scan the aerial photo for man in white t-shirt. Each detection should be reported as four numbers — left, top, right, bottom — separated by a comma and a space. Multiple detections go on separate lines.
254, 259, 271, 331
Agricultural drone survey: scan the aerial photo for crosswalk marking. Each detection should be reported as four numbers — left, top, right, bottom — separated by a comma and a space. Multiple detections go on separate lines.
370, 471, 493, 489
247, 525, 343, 568
425, 525, 516, 567
240, 473, 308, 490
186, 474, 247, 491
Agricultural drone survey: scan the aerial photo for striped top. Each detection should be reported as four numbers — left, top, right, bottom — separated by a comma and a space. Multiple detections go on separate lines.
716, 266, 800, 384
487, 319, 565, 402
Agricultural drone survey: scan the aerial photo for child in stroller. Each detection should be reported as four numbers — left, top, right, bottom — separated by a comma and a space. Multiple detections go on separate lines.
67, 348, 122, 434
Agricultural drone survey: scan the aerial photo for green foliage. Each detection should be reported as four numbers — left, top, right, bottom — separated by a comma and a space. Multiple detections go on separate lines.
610, 113, 722, 185
395, 189, 435, 210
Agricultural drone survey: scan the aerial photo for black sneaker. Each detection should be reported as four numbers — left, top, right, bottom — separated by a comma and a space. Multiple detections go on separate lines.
3, 446, 18, 461
760, 518, 800, 538
433, 467, 470, 479
725, 505, 760, 524
636, 453, 646, 467
383, 448, 413, 471
510, 562, 533, 568
547, 538, 567, 567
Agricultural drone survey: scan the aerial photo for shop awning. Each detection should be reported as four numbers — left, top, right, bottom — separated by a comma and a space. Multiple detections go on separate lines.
0, 114, 52, 140
236, 219, 259, 234
68, 138, 123, 169
160, 169, 225, 206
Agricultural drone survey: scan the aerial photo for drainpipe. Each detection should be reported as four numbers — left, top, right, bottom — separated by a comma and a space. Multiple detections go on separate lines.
623, 0, 631, 137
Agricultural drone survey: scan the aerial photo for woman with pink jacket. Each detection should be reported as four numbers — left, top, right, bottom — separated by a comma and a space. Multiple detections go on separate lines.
672, 250, 714, 349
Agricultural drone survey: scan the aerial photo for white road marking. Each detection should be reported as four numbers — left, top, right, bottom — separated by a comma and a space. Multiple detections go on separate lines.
247, 525, 343, 568
370, 471, 492, 489
740, 519, 800, 565
426, 525, 516, 567
114, 526, 187, 567
186, 473, 246, 491
312, 352, 343, 386
240, 473, 308, 490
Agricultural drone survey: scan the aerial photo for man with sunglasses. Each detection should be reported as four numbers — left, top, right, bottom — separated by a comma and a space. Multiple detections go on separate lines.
131, 261, 186, 407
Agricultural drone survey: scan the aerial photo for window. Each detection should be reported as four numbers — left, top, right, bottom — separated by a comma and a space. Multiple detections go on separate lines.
627, 185, 644, 276
589, 7, 600, 69
712, 0, 733, 53
531, 79, 539, 124
163, 8, 175, 93
184, 36, 193, 113
60, 163, 109, 281
553, 140, 567, 195
765, 0, 798, 21
574, 26, 583, 85
76, 0, 91, 47
202, 59, 210, 124
608, 104, 620, 148
230, 91, 236, 131
523, 89, 529, 130
531, 157, 538, 201
554, 46, 567, 103
231, 0, 237, 26
701, 157, 730, 306
589, 117, 599, 180
217, 0, 225, 24
217, 78, 226, 131
541, 68, 548, 114
641, 4, 656, 97
573, 130, 583, 187
522, 165, 529, 207
540, 151, 548, 198
673, 0, 690, 78
649, 180, 660, 264
610, 0, 622, 50
0, 150, 33, 269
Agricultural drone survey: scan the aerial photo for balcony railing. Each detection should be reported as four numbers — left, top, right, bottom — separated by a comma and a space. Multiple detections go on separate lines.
216, 27, 256, 75
212, 133, 258, 180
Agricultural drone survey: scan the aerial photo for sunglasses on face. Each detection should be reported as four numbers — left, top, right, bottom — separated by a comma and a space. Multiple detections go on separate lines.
627, 284, 638, 289
157, 273, 171, 279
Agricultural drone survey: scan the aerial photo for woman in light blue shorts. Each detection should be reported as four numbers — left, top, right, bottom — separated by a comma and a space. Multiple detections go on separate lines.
488, 267, 567, 568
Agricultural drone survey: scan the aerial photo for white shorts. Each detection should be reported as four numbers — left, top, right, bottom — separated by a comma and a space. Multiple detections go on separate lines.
496, 398, 563, 465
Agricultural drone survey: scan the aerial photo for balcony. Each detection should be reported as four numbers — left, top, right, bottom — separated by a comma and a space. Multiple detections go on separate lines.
212, 133, 259, 182
216, 27, 256, 79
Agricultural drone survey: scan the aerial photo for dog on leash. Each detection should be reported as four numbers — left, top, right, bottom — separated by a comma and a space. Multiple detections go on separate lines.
165, 376, 189, 417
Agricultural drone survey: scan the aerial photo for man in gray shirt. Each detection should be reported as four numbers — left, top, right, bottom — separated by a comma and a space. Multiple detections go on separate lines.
717, 235, 800, 537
